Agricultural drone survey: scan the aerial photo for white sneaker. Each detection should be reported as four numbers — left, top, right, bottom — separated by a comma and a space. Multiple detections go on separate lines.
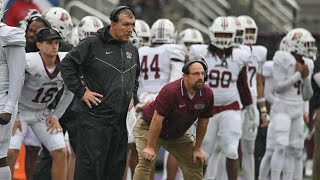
305, 160, 313, 176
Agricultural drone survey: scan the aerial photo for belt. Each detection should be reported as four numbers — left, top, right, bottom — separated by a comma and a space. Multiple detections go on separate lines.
0, 157, 8, 167
213, 101, 240, 115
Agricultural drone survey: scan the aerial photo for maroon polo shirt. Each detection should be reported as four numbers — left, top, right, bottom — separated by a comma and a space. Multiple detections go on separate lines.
143, 78, 214, 139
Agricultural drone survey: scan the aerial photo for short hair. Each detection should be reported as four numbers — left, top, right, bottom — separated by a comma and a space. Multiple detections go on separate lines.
111, 8, 135, 22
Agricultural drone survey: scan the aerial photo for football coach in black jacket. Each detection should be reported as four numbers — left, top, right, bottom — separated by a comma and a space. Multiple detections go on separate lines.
60, 6, 140, 180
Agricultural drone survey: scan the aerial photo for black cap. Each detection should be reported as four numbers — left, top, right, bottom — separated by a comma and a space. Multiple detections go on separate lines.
35, 28, 61, 42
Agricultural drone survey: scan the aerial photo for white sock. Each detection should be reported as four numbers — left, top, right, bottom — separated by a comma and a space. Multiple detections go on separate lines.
258, 149, 274, 180
176, 167, 183, 180
205, 149, 220, 179
216, 155, 227, 180
241, 139, 255, 180
293, 150, 303, 180
283, 151, 294, 180
270, 146, 286, 180
0, 166, 11, 180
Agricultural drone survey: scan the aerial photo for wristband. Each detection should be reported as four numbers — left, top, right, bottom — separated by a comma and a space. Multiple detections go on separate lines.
257, 97, 265, 103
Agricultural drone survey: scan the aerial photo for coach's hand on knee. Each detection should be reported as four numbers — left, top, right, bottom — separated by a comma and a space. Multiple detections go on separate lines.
0, 112, 11, 125
81, 87, 103, 109
142, 147, 156, 161
193, 147, 206, 164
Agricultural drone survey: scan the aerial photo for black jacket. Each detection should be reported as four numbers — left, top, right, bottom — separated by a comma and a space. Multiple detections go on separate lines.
60, 26, 140, 123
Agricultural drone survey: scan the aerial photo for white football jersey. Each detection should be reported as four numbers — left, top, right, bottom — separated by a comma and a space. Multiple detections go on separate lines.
262, 61, 275, 104
240, 45, 267, 97
188, 44, 208, 60
197, 46, 250, 106
272, 50, 314, 102
138, 44, 186, 95
19, 52, 67, 111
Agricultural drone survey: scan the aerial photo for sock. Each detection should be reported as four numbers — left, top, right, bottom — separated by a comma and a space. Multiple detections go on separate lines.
270, 146, 285, 180
241, 139, 255, 180
205, 149, 220, 179
258, 149, 274, 180
293, 149, 303, 180
282, 150, 294, 180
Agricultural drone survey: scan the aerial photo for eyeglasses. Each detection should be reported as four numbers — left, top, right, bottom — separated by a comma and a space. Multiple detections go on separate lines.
189, 72, 206, 77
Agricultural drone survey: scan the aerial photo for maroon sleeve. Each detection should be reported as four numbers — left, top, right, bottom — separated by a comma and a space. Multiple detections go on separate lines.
237, 67, 253, 106
199, 86, 214, 118
154, 86, 175, 117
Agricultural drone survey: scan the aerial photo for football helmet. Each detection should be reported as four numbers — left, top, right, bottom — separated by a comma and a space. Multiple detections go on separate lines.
129, 29, 140, 48
286, 28, 317, 59
179, 28, 204, 45
18, 9, 41, 31
230, 16, 245, 47
150, 18, 176, 44
78, 16, 104, 40
209, 16, 236, 49
135, 19, 151, 46
43, 7, 73, 40
279, 36, 288, 51
238, 15, 258, 44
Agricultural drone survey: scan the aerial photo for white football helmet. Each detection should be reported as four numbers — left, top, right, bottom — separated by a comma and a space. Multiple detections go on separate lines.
286, 28, 317, 59
179, 28, 204, 45
78, 16, 104, 40
134, 19, 151, 46
279, 35, 288, 51
230, 16, 245, 47
150, 18, 176, 44
238, 15, 258, 44
18, 9, 41, 31
43, 7, 73, 40
130, 28, 140, 48
209, 16, 236, 49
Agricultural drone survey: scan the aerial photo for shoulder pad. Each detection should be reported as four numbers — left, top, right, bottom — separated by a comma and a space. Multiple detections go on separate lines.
272, 50, 295, 68
239, 45, 251, 54
189, 44, 208, 60
166, 44, 187, 62
252, 45, 267, 63
233, 48, 251, 66
58, 52, 68, 61
0, 25, 26, 47
262, 61, 274, 77
25, 52, 42, 76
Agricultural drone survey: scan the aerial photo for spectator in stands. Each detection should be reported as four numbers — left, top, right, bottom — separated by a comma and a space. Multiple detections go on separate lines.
4, 0, 42, 27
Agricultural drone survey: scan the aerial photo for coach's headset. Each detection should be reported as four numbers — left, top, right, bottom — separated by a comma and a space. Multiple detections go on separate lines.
109, 6, 135, 22
182, 59, 208, 82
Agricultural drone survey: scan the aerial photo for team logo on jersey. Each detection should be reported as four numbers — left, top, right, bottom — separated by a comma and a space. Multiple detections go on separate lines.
126, 52, 132, 59
194, 104, 205, 109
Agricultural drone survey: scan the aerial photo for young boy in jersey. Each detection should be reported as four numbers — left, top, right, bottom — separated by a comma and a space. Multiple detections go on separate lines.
7, 27, 73, 180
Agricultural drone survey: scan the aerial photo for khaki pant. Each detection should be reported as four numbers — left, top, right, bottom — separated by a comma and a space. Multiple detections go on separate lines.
313, 109, 320, 180
132, 117, 203, 180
